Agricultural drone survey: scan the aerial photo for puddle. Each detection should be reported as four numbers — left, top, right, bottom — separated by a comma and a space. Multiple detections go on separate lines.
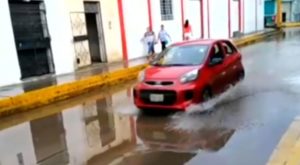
186, 72, 294, 114
169, 72, 298, 132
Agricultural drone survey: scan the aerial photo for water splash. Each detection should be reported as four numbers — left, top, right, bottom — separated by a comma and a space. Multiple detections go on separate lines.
186, 72, 293, 114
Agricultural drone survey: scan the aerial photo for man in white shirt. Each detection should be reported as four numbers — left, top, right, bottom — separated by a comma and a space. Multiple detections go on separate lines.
158, 25, 171, 51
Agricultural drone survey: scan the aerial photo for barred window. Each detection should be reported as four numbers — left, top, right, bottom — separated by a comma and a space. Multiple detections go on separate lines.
160, 0, 173, 20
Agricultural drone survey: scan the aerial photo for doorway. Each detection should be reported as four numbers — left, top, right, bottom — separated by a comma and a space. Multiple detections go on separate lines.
85, 13, 101, 62
84, 2, 107, 63
282, 12, 287, 22
8, 0, 54, 79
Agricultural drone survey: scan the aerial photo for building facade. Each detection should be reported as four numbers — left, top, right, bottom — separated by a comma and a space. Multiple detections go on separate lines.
0, 0, 264, 87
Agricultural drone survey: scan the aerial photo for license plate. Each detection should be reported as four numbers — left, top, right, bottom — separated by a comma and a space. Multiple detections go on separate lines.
150, 94, 164, 102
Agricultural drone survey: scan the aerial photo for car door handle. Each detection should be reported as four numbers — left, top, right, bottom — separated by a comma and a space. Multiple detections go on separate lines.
233, 65, 238, 70
221, 71, 226, 76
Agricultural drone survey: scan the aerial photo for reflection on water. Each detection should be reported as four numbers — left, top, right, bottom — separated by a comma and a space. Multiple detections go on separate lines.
136, 116, 234, 153
0, 89, 136, 165
0, 86, 236, 165
30, 113, 69, 165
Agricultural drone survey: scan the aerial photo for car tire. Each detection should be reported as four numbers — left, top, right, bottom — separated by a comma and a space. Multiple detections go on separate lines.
238, 70, 245, 81
202, 87, 213, 102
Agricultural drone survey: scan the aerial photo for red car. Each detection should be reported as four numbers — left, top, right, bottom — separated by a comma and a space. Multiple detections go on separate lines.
133, 39, 245, 111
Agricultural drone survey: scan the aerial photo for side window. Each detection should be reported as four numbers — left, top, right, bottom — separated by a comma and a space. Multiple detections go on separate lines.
221, 41, 236, 56
211, 43, 224, 59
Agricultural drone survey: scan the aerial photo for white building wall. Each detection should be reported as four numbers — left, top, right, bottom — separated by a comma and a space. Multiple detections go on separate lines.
210, 0, 229, 39
151, 0, 183, 52
45, 0, 76, 75
244, 0, 264, 34
0, 123, 36, 165
184, 0, 202, 39
47, 0, 123, 68
79, 0, 124, 62
0, 0, 21, 87
257, 0, 265, 31
123, 0, 149, 59
202, 0, 209, 39
231, 0, 239, 37
99, 0, 123, 62
244, 0, 255, 33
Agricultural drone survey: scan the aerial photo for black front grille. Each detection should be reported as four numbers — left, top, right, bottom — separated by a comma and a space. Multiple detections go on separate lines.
145, 81, 174, 86
140, 90, 177, 105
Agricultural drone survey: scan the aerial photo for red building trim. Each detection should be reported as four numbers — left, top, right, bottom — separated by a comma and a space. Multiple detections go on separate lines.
228, 0, 231, 38
200, 0, 204, 38
129, 116, 137, 143
207, 0, 210, 38
117, 0, 128, 62
181, 0, 185, 39
147, 0, 153, 30
238, 0, 242, 31
255, 0, 258, 31
242, 0, 245, 32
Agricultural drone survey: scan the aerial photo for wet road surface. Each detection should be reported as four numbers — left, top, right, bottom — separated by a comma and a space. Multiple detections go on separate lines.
1, 28, 300, 165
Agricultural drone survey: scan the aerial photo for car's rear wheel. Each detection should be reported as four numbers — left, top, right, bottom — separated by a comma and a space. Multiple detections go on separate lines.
238, 70, 245, 81
202, 87, 213, 102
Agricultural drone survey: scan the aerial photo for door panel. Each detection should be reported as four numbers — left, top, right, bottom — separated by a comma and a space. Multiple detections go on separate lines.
210, 64, 227, 94
221, 41, 242, 85
9, 1, 53, 79
208, 43, 227, 94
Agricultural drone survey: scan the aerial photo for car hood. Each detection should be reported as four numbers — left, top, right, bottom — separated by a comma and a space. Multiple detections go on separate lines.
145, 65, 201, 80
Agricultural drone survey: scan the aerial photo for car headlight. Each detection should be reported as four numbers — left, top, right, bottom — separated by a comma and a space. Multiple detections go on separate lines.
180, 69, 199, 84
138, 70, 145, 82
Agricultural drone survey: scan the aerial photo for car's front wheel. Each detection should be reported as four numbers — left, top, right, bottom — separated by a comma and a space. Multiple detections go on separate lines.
202, 87, 213, 102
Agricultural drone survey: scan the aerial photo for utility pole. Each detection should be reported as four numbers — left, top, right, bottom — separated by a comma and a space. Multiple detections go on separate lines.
276, 0, 282, 28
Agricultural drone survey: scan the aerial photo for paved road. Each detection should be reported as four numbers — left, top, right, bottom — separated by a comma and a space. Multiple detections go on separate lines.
1, 28, 300, 165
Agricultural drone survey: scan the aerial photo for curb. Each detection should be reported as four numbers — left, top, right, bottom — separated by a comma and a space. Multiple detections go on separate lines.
0, 64, 147, 116
266, 116, 300, 165
0, 29, 281, 117
0, 80, 136, 131
282, 22, 300, 28
233, 29, 282, 47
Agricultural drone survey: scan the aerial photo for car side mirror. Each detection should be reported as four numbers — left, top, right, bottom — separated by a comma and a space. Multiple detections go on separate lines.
209, 57, 223, 66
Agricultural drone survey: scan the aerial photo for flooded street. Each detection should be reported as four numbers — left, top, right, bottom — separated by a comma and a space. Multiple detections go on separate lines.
2, 29, 300, 165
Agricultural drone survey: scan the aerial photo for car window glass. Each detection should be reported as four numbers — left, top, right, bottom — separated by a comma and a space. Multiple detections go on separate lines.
222, 41, 236, 56
212, 43, 224, 59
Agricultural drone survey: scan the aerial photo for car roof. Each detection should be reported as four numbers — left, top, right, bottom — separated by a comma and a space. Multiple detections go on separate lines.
172, 39, 230, 47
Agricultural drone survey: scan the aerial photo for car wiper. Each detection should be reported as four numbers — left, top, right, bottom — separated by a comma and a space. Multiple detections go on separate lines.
163, 64, 191, 66
151, 63, 163, 66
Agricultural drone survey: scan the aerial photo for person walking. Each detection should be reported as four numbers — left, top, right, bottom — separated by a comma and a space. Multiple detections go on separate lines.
143, 27, 156, 60
183, 19, 193, 40
158, 24, 171, 51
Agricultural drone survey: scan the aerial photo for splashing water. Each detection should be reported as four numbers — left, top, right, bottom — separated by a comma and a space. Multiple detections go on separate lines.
185, 72, 294, 114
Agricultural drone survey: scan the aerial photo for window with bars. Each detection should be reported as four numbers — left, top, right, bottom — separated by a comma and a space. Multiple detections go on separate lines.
160, 0, 173, 20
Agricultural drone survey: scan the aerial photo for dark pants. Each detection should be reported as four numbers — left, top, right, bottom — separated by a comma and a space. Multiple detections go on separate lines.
161, 41, 167, 51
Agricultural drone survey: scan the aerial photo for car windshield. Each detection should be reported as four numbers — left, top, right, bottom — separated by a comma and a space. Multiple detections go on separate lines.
152, 45, 209, 66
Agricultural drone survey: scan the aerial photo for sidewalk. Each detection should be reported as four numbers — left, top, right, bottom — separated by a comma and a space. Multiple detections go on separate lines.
0, 57, 147, 99
267, 116, 300, 165
0, 28, 281, 116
